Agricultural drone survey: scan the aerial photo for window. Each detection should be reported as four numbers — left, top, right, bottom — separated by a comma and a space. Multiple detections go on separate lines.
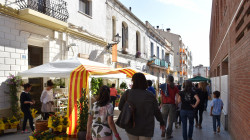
122, 22, 128, 50
157, 46, 159, 59
136, 31, 140, 52
151, 42, 154, 57
112, 17, 116, 40
162, 49, 164, 60
79, 0, 91, 16
165, 54, 170, 63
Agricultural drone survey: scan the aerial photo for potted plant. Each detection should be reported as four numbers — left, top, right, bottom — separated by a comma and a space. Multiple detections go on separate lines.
91, 78, 103, 99
77, 88, 89, 140
115, 99, 119, 107
5, 74, 23, 119
120, 82, 128, 91
135, 51, 141, 58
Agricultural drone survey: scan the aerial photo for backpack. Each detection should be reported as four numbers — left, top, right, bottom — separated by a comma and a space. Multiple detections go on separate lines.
115, 90, 135, 129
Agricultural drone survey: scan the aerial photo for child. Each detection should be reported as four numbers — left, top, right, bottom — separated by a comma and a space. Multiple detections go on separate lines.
210, 91, 224, 134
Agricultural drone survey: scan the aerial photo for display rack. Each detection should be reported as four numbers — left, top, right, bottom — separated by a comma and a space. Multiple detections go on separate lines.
53, 88, 68, 114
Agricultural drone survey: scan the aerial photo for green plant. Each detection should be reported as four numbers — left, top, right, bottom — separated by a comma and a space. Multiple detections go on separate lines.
120, 82, 128, 89
107, 83, 111, 88
5, 74, 23, 119
117, 89, 122, 94
77, 88, 89, 131
51, 115, 60, 128
32, 131, 44, 140
158, 96, 161, 105
53, 79, 65, 88
91, 78, 103, 95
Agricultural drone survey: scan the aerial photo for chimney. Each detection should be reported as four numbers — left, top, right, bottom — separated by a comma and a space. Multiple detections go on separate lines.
156, 26, 159, 29
167, 28, 171, 32
129, 7, 132, 11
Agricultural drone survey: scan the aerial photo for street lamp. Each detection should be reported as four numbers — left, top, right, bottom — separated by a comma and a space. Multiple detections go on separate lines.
107, 33, 121, 50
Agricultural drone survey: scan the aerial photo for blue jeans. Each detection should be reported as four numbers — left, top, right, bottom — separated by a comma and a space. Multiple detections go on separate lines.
213, 115, 221, 132
180, 110, 194, 140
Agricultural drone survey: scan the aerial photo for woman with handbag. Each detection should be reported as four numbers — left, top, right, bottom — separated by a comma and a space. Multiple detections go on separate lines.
86, 85, 121, 140
118, 73, 165, 140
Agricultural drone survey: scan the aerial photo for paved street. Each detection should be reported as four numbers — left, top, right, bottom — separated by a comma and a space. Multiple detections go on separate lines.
0, 102, 231, 140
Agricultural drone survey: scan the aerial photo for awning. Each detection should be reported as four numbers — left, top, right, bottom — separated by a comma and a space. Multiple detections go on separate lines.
18, 57, 127, 78
188, 76, 210, 82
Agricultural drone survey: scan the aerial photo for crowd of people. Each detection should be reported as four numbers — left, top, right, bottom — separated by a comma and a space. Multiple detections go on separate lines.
85, 73, 224, 140
19, 73, 223, 140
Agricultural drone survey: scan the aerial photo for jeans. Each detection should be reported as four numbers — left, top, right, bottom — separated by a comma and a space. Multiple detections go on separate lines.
110, 96, 117, 109
175, 110, 181, 125
213, 115, 221, 132
194, 108, 204, 125
22, 108, 34, 131
161, 104, 176, 136
204, 99, 208, 110
180, 110, 194, 140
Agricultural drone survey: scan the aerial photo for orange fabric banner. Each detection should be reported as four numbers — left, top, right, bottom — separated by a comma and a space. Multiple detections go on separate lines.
112, 44, 117, 62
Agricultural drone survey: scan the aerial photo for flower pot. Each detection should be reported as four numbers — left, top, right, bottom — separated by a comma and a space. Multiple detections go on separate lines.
77, 131, 87, 140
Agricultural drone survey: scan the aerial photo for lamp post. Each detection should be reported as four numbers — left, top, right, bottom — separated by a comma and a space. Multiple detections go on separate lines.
107, 33, 121, 50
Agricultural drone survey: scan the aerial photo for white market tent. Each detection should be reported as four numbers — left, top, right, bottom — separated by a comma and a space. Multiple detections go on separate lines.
18, 57, 126, 79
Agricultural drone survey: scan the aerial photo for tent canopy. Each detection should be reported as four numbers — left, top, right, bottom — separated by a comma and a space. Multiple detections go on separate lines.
188, 76, 210, 82
18, 57, 126, 78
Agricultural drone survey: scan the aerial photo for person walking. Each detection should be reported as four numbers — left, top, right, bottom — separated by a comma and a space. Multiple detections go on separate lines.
40, 80, 55, 120
194, 82, 208, 129
205, 83, 211, 110
86, 86, 121, 140
210, 91, 224, 134
20, 83, 35, 133
160, 75, 179, 139
178, 80, 200, 140
119, 73, 165, 140
110, 83, 117, 109
147, 80, 156, 96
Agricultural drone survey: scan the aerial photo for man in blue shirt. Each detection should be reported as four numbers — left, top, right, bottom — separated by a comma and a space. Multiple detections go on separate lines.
147, 80, 156, 96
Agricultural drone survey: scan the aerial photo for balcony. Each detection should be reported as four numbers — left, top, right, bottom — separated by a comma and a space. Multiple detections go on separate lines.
148, 58, 161, 66
148, 58, 168, 69
160, 60, 168, 68
15, 0, 69, 22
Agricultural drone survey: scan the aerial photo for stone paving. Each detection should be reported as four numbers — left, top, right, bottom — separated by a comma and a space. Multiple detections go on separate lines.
0, 102, 232, 140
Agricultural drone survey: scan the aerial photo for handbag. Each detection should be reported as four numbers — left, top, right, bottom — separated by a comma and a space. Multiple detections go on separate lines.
115, 90, 135, 129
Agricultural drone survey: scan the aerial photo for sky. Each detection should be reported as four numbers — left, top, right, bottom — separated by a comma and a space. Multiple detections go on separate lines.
119, 0, 212, 67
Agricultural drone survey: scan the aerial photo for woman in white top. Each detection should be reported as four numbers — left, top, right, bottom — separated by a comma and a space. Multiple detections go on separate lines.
40, 80, 54, 120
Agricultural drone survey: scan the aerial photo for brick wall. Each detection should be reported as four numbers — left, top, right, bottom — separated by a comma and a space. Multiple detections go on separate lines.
210, 0, 250, 139
0, 15, 28, 112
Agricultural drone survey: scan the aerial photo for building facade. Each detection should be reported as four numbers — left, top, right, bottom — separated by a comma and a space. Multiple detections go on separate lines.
145, 22, 172, 85
210, 0, 249, 139
157, 29, 192, 83
0, 0, 192, 116
193, 65, 209, 78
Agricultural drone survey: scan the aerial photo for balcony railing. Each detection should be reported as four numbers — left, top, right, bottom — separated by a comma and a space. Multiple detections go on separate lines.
160, 60, 168, 68
148, 58, 168, 69
15, 0, 69, 22
148, 58, 161, 66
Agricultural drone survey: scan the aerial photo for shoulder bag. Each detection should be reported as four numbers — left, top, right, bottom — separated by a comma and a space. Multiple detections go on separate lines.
115, 90, 135, 129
